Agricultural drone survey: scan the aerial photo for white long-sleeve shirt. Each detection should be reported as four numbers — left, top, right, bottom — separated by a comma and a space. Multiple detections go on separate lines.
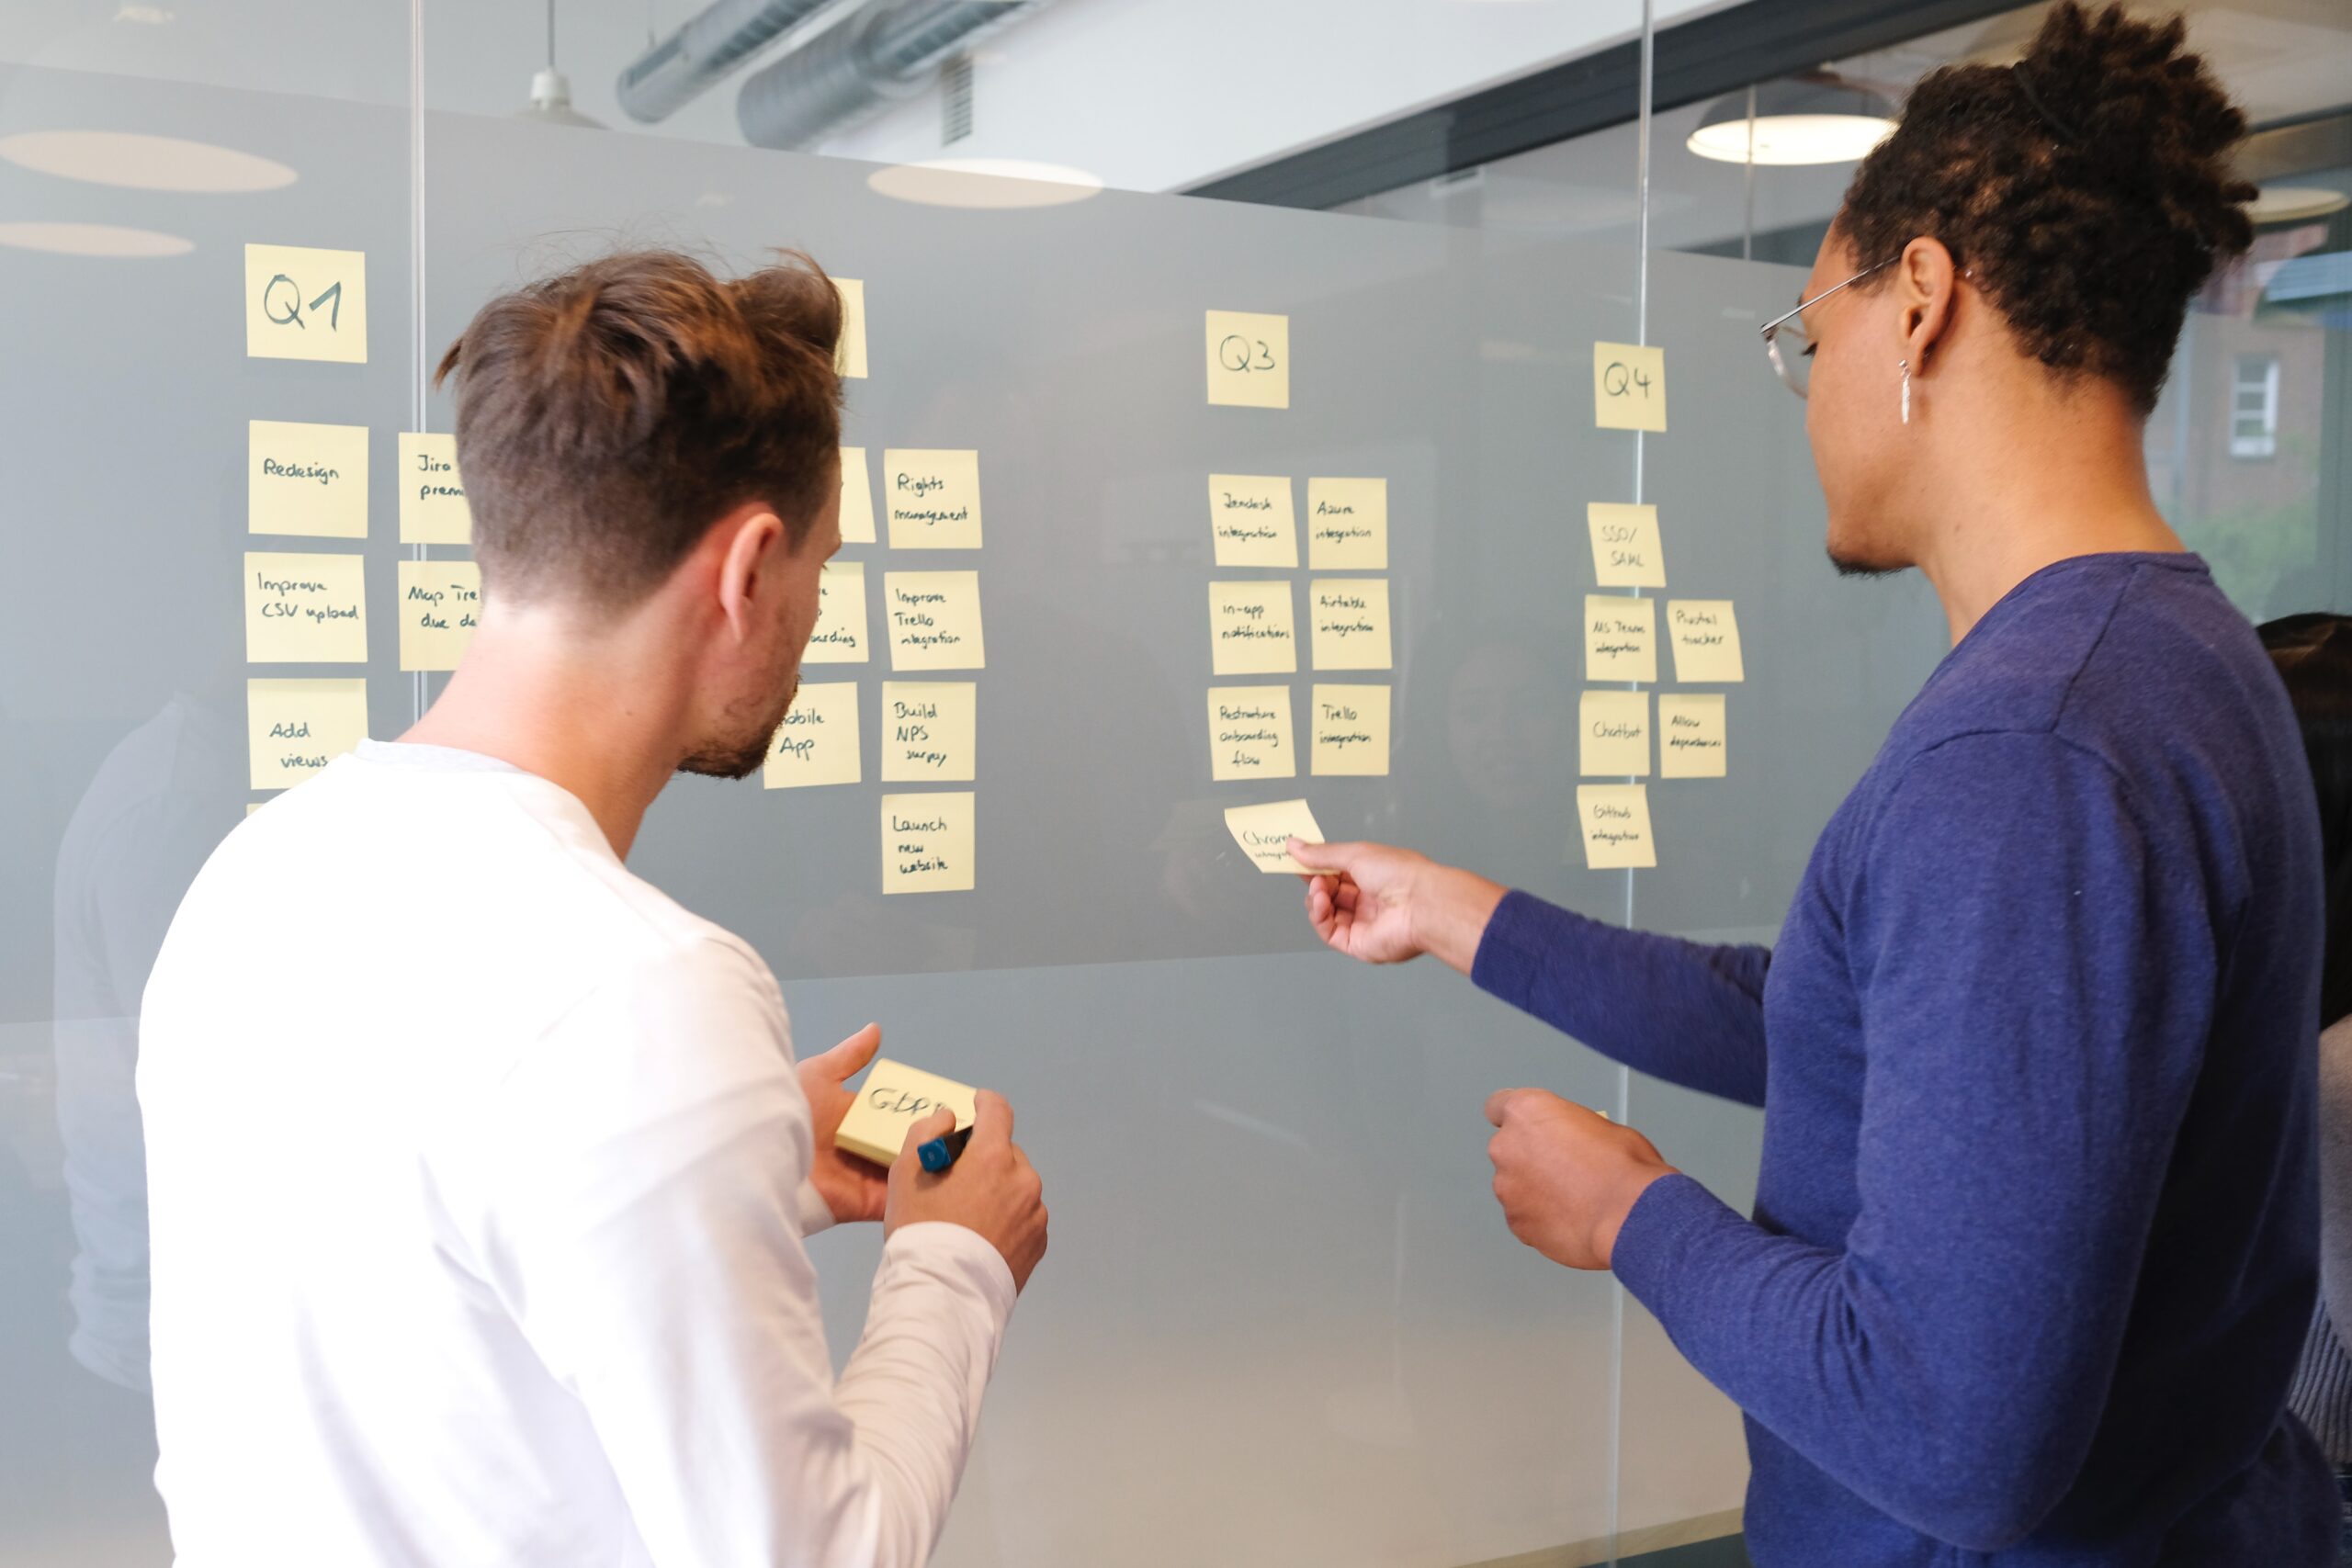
138, 740, 1015, 1566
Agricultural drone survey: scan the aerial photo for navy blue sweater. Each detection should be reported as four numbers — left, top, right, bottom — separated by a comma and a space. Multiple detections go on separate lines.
1474, 555, 2335, 1564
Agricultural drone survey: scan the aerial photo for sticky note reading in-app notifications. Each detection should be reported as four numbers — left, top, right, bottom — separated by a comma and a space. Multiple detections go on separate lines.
884, 571, 985, 671
1580, 690, 1651, 777
1588, 502, 1666, 589
766, 682, 861, 788
881, 792, 975, 894
884, 448, 981, 549
1309, 579, 1392, 671
1207, 686, 1295, 781
1668, 600, 1745, 682
1206, 310, 1289, 409
398, 432, 471, 545
1306, 477, 1387, 570
249, 420, 368, 537
1209, 581, 1297, 676
398, 559, 481, 671
1577, 784, 1657, 869
1659, 692, 1727, 779
835, 1058, 978, 1166
1593, 341, 1666, 432
835, 277, 868, 378
245, 243, 367, 363
1223, 797, 1326, 874
244, 551, 367, 664
1311, 684, 1390, 777
806, 560, 870, 663
1207, 474, 1296, 568
839, 447, 876, 544
1585, 595, 1657, 683
247, 677, 367, 790
880, 682, 978, 783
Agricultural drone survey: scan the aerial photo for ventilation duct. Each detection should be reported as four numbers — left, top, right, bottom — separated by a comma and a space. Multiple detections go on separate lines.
737, 0, 1044, 152
616, 0, 841, 125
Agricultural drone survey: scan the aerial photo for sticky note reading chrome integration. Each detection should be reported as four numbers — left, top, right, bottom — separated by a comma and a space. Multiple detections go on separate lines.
249, 420, 368, 537
398, 432, 471, 545
880, 681, 977, 782
1577, 784, 1657, 869
1588, 502, 1665, 589
835, 277, 868, 379
1206, 310, 1289, 409
1585, 594, 1657, 683
1309, 578, 1392, 671
247, 677, 367, 790
881, 792, 975, 894
1310, 683, 1390, 777
397, 559, 481, 671
244, 551, 367, 664
884, 448, 981, 549
245, 243, 367, 363
805, 560, 870, 663
884, 570, 985, 671
1593, 341, 1666, 432
765, 682, 861, 789
1580, 689, 1651, 776
839, 447, 876, 544
1207, 685, 1295, 781
1223, 797, 1325, 874
1658, 692, 1727, 779
1209, 581, 1297, 676
835, 1058, 978, 1167
1667, 600, 1745, 682
1207, 474, 1296, 568
1306, 477, 1387, 570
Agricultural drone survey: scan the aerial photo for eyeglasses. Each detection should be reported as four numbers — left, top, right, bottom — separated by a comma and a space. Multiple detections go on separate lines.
1758, 256, 1896, 399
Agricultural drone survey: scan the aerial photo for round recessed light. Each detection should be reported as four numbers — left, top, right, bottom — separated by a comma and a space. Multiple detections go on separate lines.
2245, 186, 2350, 225
1687, 112, 1895, 166
0, 130, 295, 193
866, 158, 1104, 209
0, 220, 192, 257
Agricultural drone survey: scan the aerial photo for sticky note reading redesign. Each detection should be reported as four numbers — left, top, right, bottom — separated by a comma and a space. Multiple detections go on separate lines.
1667, 600, 1745, 682
1588, 502, 1666, 589
1207, 474, 1296, 568
765, 682, 861, 789
884, 570, 985, 671
835, 1058, 978, 1167
839, 447, 876, 544
881, 792, 975, 894
244, 551, 367, 663
1223, 797, 1325, 874
835, 277, 868, 378
805, 560, 870, 663
247, 677, 367, 790
1659, 692, 1727, 779
1593, 341, 1667, 432
249, 420, 368, 537
245, 243, 367, 364
1309, 579, 1392, 671
884, 448, 982, 549
1209, 581, 1297, 675
1577, 784, 1657, 868
1205, 310, 1289, 409
1580, 690, 1652, 776
881, 681, 977, 782
398, 433, 471, 545
1306, 477, 1387, 570
397, 559, 481, 671
1585, 594, 1657, 682
1311, 683, 1390, 777
1207, 685, 1295, 781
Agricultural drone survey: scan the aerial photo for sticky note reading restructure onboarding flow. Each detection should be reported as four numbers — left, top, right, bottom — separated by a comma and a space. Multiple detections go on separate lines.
765, 682, 861, 789
1667, 600, 1745, 682
805, 560, 870, 663
1310, 684, 1390, 777
1223, 797, 1326, 874
835, 277, 868, 379
249, 420, 368, 537
246, 677, 367, 790
1585, 594, 1657, 683
1592, 341, 1666, 432
1205, 310, 1289, 409
1659, 693, 1727, 779
839, 447, 876, 544
244, 243, 367, 364
835, 1058, 978, 1167
244, 551, 367, 663
1577, 784, 1657, 869
1588, 503, 1665, 589
1580, 690, 1651, 776
881, 792, 975, 894
883, 449, 981, 549
1306, 477, 1386, 570
1209, 581, 1296, 676
398, 433, 471, 545
884, 571, 985, 671
397, 559, 481, 671
1207, 686, 1295, 781
1207, 474, 1296, 568
880, 682, 977, 782
1309, 579, 1392, 671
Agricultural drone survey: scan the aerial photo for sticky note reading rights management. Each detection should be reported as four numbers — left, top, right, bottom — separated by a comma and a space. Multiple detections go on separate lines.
1224, 797, 1326, 874
884, 449, 981, 549
836, 1058, 978, 1166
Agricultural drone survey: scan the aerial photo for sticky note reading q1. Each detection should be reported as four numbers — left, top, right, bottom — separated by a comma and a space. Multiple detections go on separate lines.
835, 1058, 978, 1167
881, 792, 976, 894
1577, 783, 1657, 869
397, 559, 481, 671
1224, 797, 1326, 874
245, 243, 367, 364
765, 682, 861, 789
1588, 502, 1666, 589
1593, 341, 1666, 432
1206, 310, 1289, 409
398, 433, 471, 545
249, 420, 368, 538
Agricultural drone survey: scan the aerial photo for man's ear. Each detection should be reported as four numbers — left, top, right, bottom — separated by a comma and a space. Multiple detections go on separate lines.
714, 503, 786, 643
1896, 236, 1959, 373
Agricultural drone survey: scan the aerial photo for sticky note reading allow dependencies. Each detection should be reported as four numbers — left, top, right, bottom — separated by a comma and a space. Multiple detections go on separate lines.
883, 449, 982, 550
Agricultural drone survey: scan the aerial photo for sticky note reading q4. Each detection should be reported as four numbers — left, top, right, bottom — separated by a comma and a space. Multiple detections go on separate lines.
836, 1059, 979, 1168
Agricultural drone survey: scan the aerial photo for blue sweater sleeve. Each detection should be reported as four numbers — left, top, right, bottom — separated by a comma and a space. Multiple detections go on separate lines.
1611, 732, 2213, 1552
1470, 888, 1771, 1106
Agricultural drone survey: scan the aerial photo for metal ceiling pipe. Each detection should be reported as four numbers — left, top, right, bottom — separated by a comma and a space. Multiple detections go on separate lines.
616, 0, 842, 124
736, 0, 1045, 151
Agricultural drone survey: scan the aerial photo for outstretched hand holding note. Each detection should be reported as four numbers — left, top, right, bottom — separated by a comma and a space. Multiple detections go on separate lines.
1292, 839, 1507, 975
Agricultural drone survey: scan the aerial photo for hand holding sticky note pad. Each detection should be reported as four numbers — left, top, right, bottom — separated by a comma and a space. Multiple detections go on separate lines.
836, 1058, 978, 1167
1224, 797, 1325, 874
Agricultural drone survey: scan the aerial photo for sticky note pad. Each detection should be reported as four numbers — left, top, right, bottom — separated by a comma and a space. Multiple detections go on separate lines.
1667, 600, 1745, 682
881, 792, 975, 894
839, 447, 876, 544
1593, 342, 1666, 432
1577, 784, 1657, 869
884, 448, 982, 549
1585, 595, 1657, 683
1206, 310, 1289, 409
1309, 578, 1393, 671
244, 551, 367, 663
1207, 685, 1295, 781
835, 277, 868, 379
397, 559, 481, 671
1224, 797, 1325, 874
1580, 689, 1651, 776
1311, 683, 1390, 777
835, 1058, 978, 1166
1209, 581, 1297, 676
1588, 502, 1665, 589
1659, 692, 1727, 779
881, 681, 977, 782
247, 677, 367, 790
884, 570, 985, 671
245, 243, 367, 363
1207, 474, 1296, 568
807, 560, 870, 663
249, 420, 368, 537
398, 432, 472, 545
1306, 477, 1387, 570
765, 682, 861, 789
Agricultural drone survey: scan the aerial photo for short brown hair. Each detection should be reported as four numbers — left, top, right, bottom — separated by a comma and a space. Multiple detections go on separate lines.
435, 249, 842, 606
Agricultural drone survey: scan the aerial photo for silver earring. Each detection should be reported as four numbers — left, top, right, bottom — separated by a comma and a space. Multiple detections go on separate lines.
1900, 359, 1912, 425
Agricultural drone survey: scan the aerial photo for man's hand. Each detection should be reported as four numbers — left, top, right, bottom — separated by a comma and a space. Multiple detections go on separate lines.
797, 1022, 890, 1224
1289, 839, 1508, 975
888, 1092, 1049, 1292
1485, 1089, 1676, 1270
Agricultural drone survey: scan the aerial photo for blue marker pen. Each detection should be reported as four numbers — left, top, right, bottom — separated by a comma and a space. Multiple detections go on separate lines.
917, 1125, 974, 1173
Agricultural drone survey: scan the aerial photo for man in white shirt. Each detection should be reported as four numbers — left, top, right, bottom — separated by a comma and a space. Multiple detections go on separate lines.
138, 250, 1048, 1566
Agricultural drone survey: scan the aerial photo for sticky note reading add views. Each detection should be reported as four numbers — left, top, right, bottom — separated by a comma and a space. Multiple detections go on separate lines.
836, 1058, 978, 1167
245, 550, 367, 664
397, 559, 481, 671
882, 792, 975, 895
806, 560, 870, 663
1668, 600, 1745, 682
884, 449, 981, 550
1577, 784, 1657, 869
1208, 686, 1295, 781
1210, 581, 1297, 676
1208, 474, 1296, 569
884, 571, 985, 671
766, 682, 861, 789
398, 433, 471, 545
1309, 579, 1392, 671
245, 243, 367, 364
1224, 797, 1325, 874
1311, 684, 1390, 777
1593, 341, 1666, 432
249, 420, 368, 538
1589, 503, 1665, 589
1206, 310, 1289, 409
247, 677, 367, 790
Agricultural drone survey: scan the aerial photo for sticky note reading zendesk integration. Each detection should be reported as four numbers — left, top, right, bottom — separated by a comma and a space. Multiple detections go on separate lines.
397, 559, 481, 671
398, 432, 471, 545
884, 571, 984, 671
247, 677, 367, 790
1311, 683, 1390, 777
765, 682, 861, 789
244, 551, 367, 664
1209, 581, 1296, 675
881, 792, 975, 894
806, 560, 870, 663
835, 1058, 978, 1166
1667, 600, 1745, 682
1580, 689, 1651, 776
245, 243, 367, 364
1309, 579, 1392, 671
1659, 692, 1727, 779
1593, 341, 1666, 432
1306, 477, 1387, 570
1223, 797, 1325, 874
1207, 474, 1296, 568
835, 277, 868, 379
839, 447, 876, 544
884, 448, 982, 549
249, 420, 368, 537
881, 681, 977, 782
1577, 784, 1657, 869
1207, 686, 1295, 781
1585, 594, 1657, 682
1588, 502, 1666, 589
1206, 310, 1289, 409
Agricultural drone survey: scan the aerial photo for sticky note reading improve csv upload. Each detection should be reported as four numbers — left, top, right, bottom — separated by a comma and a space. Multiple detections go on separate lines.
835, 277, 868, 379
247, 677, 367, 790
884, 449, 981, 549
885, 571, 985, 671
244, 551, 367, 664
245, 243, 368, 364
1206, 310, 1289, 409
1593, 341, 1666, 432
806, 560, 870, 663
1588, 502, 1666, 589
835, 1058, 978, 1167
1577, 784, 1657, 869
1586, 595, 1657, 683
249, 420, 368, 538
1667, 600, 1745, 682
1207, 686, 1295, 781
1306, 477, 1387, 570
1659, 692, 1727, 779
880, 682, 977, 782
1209, 581, 1297, 676
1580, 689, 1651, 776
397, 559, 481, 671
398, 433, 471, 545
839, 447, 876, 544
881, 792, 975, 895
765, 682, 861, 789
1223, 797, 1325, 874
1309, 579, 1392, 671
1207, 474, 1296, 569
1311, 684, 1390, 777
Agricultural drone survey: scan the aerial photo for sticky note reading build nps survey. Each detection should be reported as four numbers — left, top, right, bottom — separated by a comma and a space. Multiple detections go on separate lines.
1310, 579, 1393, 671
1311, 684, 1391, 777
245, 243, 367, 364
1659, 692, 1727, 779
835, 277, 868, 379
806, 560, 870, 663
398, 432, 472, 545
1593, 341, 1667, 432
1580, 689, 1651, 777
839, 447, 876, 544
765, 682, 861, 789
247, 677, 368, 790
397, 559, 481, 671
1668, 600, 1745, 682
1306, 477, 1387, 570
1209, 581, 1297, 676
1207, 474, 1296, 569
1224, 797, 1326, 874
884, 571, 985, 671
249, 420, 368, 538
1586, 594, 1657, 683
1589, 503, 1666, 589
1208, 686, 1295, 781
835, 1059, 978, 1167
244, 551, 367, 664
884, 449, 982, 550
1206, 310, 1289, 409
881, 792, 976, 894
1577, 784, 1657, 869
881, 682, 977, 782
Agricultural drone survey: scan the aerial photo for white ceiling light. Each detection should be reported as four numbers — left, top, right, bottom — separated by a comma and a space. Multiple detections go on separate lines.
2245, 185, 2351, 225
0, 130, 295, 193
0, 220, 192, 257
866, 158, 1104, 209
1687, 73, 1898, 166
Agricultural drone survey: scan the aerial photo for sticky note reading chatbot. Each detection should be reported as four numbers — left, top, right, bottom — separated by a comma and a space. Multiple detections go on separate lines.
836, 1058, 979, 1167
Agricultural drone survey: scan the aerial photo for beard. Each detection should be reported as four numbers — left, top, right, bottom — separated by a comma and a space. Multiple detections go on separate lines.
1826, 545, 1903, 580
678, 670, 800, 781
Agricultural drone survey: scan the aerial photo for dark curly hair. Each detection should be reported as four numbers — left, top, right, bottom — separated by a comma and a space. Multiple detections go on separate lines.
1836, 1, 2256, 414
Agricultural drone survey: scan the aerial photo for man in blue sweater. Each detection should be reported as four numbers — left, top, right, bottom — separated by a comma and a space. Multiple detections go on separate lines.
1292, 7, 2335, 1562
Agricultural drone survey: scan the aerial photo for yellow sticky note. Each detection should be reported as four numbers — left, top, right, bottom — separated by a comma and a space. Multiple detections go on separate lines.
1577, 784, 1657, 868
1207, 686, 1295, 781
884, 570, 985, 671
1207, 474, 1296, 569
1667, 600, 1745, 682
836, 277, 868, 379
246, 677, 367, 790
881, 791, 976, 894
1309, 578, 1393, 671
1588, 502, 1666, 589
1206, 309, 1289, 409
398, 432, 472, 545
765, 682, 861, 789
835, 1058, 978, 1166
1593, 341, 1666, 432
1580, 689, 1651, 776
883, 448, 982, 549
249, 420, 368, 538
1223, 797, 1325, 874
397, 559, 481, 671
1306, 477, 1387, 570
1310, 683, 1390, 777
244, 551, 367, 664
1585, 594, 1657, 683
839, 447, 876, 544
806, 560, 870, 663
881, 681, 978, 783
244, 243, 367, 364
1209, 581, 1297, 676
1659, 692, 1727, 780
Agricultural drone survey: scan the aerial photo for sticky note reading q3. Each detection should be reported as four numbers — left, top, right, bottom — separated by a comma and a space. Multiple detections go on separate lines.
1224, 797, 1326, 874
835, 1058, 978, 1167
247, 677, 367, 791
1577, 784, 1657, 869
249, 420, 368, 538
1588, 502, 1665, 589
1206, 310, 1289, 409
397, 559, 481, 671
765, 682, 861, 789
881, 792, 976, 895
1593, 341, 1666, 432
1207, 686, 1295, 782
398, 433, 471, 545
245, 243, 367, 364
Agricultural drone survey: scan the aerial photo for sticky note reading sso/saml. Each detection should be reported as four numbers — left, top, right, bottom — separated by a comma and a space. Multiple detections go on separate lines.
884, 448, 982, 549
1577, 784, 1657, 868
839, 447, 876, 544
1585, 594, 1657, 683
1306, 477, 1387, 570
1580, 689, 1651, 776
835, 1058, 978, 1167
1205, 310, 1289, 409
881, 682, 977, 782
881, 792, 976, 894
1588, 502, 1665, 589
805, 560, 870, 663
398, 432, 471, 545
885, 570, 985, 671
245, 243, 367, 364
1309, 579, 1392, 671
1207, 685, 1295, 781
765, 682, 861, 788
1659, 692, 1727, 779
249, 420, 368, 537
835, 277, 868, 379
244, 551, 368, 664
1593, 341, 1666, 432
1209, 581, 1296, 676
1224, 797, 1325, 874
397, 559, 481, 671
1667, 600, 1745, 682
247, 677, 368, 790
1310, 683, 1390, 776
1207, 474, 1296, 568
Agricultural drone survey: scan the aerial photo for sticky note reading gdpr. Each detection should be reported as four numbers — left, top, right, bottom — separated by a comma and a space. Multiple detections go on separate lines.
835, 1058, 978, 1167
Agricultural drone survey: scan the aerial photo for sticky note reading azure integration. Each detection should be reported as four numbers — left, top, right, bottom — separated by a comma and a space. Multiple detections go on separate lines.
1223, 797, 1325, 874
885, 570, 985, 671
1588, 502, 1666, 589
1207, 474, 1296, 569
1209, 581, 1296, 676
1668, 600, 1745, 682
245, 243, 367, 363
1207, 686, 1295, 781
835, 1058, 978, 1167
765, 682, 860, 789
881, 792, 976, 895
1206, 310, 1288, 409
1306, 477, 1386, 570
835, 277, 868, 378
1593, 341, 1666, 432
244, 551, 367, 663
884, 449, 981, 549
247, 677, 367, 790
1577, 784, 1657, 869
1585, 595, 1657, 682
249, 420, 368, 537
806, 560, 870, 663
398, 433, 471, 545
397, 559, 481, 671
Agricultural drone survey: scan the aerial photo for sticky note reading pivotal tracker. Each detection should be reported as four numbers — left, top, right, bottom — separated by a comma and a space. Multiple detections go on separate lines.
397, 559, 481, 671
1207, 686, 1295, 781
835, 1058, 978, 1167
247, 677, 367, 790
1206, 310, 1289, 409
1585, 595, 1657, 682
1580, 690, 1651, 776
245, 243, 367, 364
244, 551, 367, 664
1577, 784, 1657, 869
1309, 579, 1392, 671
1207, 474, 1296, 568
835, 277, 868, 379
398, 433, 471, 545
805, 560, 870, 663
1668, 600, 1745, 682
1311, 684, 1390, 776
881, 792, 975, 894
884, 449, 981, 549
839, 447, 876, 544
765, 682, 860, 789
1209, 581, 1296, 676
249, 420, 368, 537
1224, 797, 1325, 874
1593, 341, 1666, 432
881, 682, 977, 782
884, 571, 985, 671
1306, 477, 1386, 570
1588, 502, 1665, 589
1659, 693, 1727, 779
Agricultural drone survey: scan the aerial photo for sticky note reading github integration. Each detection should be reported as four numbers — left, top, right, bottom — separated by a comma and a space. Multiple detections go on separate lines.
1577, 784, 1657, 869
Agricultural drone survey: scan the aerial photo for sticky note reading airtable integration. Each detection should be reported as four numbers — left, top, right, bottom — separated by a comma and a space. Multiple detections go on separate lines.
244, 243, 367, 364
1205, 310, 1289, 409
1588, 503, 1665, 589
1580, 690, 1651, 776
1207, 685, 1295, 781
244, 551, 368, 664
884, 449, 982, 550
397, 559, 481, 671
1224, 797, 1326, 874
765, 682, 861, 789
1658, 692, 1727, 779
835, 1058, 978, 1167
1306, 477, 1387, 570
880, 682, 977, 782
884, 571, 985, 671
1585, 594, 1657, 683
247, 677, 367, 790
880, 792, 976, 894
1592, 341, 1667, 433
398, 432, 471, 545
1209, 581, 1297, 676
1311, 684, 1390, 777
839, 447, 876, 544
1577, 784, 1657, 869
805, 560, 870, 663
1667, 600, 1745, 682
248, 420, 368, 537
1309, 579, 1393, 671
1207, 474, 1296, 568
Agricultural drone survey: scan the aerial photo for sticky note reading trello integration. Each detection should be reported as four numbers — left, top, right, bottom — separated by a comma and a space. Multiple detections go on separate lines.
884, 571, 985, 671
1205, 310, 1289, 409
1310, 684, 1390, 776
398, 432, 471, 544
835, 1058, 978, 1167
1577, 784, 1657, 869
248, 420, 368, 537
884, 449, 982, 549
1585, 594, 1657, 682
880, 792, 976, 894
1207, 474, 1296, 568
764, 682, 860, 789
1588, 503, 1665, 589
244, 243, 367, 363
1223, 797, 1326, 874
1667, 600, 1745, 682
